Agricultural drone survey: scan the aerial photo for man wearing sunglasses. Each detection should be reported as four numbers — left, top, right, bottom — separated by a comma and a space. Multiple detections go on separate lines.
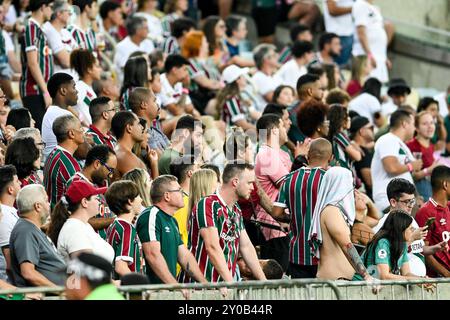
66, 145, 117, 240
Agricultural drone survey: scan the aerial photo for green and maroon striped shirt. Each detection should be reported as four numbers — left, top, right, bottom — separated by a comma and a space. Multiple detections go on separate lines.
332, 131, 352, 170
222, 96, 247, 126
67, 24, 96, 51
275, 167, 326, 266
20, 18, 54, 97
181, 193, 244, 282
43, 146, 81, 209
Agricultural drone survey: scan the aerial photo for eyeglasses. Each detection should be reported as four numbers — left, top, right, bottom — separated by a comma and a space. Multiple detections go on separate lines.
397, 198, 416, 207
166, 188, 183, 194
96, 159, 115, 177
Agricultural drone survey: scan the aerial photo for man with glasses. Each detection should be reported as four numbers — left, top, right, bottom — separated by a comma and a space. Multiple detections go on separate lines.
42, 0, 77, 75
374, 178, 447, 277
86, 97, 117, 150
43, 115, 83, 210
42, 73, 79, 161
111, 111, 157, 179
350, 116, 375, 199
136, 175, 207, 293
66, 145, 117, 240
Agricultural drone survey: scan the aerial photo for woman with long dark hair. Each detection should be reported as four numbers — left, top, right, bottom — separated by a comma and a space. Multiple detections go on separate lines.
119, 54, 150, 111
328, 104, 362, 171
5, 137, 42, 186
6, 107, 34, 130
353, 210, 425, 281
348, 77, 384, 127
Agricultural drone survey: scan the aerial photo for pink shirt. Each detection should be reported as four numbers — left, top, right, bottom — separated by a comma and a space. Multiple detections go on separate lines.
255, 145, 292, 240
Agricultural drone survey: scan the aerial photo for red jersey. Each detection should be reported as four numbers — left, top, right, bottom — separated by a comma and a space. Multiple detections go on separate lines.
406, 137, 434, 169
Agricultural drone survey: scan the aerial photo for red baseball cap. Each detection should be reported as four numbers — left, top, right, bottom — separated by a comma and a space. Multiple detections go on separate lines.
65, 180, 107, 203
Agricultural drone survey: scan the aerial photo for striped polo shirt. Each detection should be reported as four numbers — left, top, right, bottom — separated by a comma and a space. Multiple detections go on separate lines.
275, 167, 326, 266
43, 146, 81, 209
332, 131, 352, 170
161, 13, 181, 38
160, 36, 180, 55
20, 17, 54, 97
181, 193, 244, 282
221, 96, 248, 126
19, 171, 43, 187
119, 87, 134, 111
87, 124, 117, 150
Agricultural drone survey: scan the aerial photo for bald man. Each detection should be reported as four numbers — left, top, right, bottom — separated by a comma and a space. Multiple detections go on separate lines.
272, 138, 332, 278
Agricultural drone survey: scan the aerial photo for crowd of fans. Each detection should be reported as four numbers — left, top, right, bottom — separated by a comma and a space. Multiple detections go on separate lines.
0, 0, 449, 300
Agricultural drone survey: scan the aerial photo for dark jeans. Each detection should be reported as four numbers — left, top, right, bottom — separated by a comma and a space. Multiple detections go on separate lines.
287, 263, 318, 279
260, 236, 289, 272
335, 35, 354, 67
22, 94, 46, 131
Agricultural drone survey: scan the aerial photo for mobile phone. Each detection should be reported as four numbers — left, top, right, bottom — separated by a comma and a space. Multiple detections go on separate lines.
425, 217, 436, 230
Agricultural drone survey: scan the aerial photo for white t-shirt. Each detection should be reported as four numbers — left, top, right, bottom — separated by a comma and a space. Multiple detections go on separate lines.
381, 100, 398, 119
251, 71, 282, 111
434, 92, 449, 118
157, 73, 192, 117
348, 93, 381, 124
42, 22, 78, 75
0, 205, 19, 247
57, 218, 115, 263
2, 30, 14, 53
113, 36, 155, 81
134, 12, 164, 44
274, 59, 307, 91
74, 80, 97, 125
371, 132, 415, 211
323, 0, 355, 36
373, 213, 426, 276
352, 0, 388, 83
42, 106, 73, 161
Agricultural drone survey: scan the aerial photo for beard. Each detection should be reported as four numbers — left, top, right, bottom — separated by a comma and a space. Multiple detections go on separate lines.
329, 50, 340, 59
92, 172, 106, 187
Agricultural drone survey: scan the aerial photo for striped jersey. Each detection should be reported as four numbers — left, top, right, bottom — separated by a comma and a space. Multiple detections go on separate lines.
19, 17, 54, 97
106, 218, 144, 275
161, 13, 181, 37
332, 131, 352, 170
182, 193, 244, 282
221, 96, 248, 126
66, 172, 114, 240
43, 146, 81, 209
74, 80, 97, 125
136, 206, 184, 284
278, 45, 292, 65
119, 87, 134, 111
87, 125, 117, 150
275, 167, 325, 266
187, 58, 221, 92
20, 171, 43, 187
0, 29, 6, 57
67, 24, 97, 51
160, 36, 180, 55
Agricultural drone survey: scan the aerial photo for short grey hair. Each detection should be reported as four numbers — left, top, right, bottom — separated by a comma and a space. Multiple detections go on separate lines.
52, 114, 80, 144
126, 15, 146, 36
17, 184, 47, 215
51, 0, 69, 21
150, 175, 178, 204
14, 127, 41, 141
253, 43, 276, 70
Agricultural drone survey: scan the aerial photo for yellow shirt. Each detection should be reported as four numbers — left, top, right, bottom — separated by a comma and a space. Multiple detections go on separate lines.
173, 194, 189, 275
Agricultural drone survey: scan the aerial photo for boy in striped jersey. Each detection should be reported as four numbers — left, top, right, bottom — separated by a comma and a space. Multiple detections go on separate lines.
67, 0, 98, 51
105, 181, 144, 278
87, 97, 117, 150
19, 0, 54, 131
159, 17, 196, 56
43, 115, 83, 209
136, 175, 206, 297
272, 138, 332, 278
181, 163, 266, 283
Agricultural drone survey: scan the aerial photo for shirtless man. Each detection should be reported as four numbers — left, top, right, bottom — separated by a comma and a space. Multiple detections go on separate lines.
309, 166, 375, 282
111, 111, 158, 179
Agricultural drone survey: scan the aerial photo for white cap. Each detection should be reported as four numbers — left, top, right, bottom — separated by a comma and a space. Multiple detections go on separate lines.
222, 65, 249, 84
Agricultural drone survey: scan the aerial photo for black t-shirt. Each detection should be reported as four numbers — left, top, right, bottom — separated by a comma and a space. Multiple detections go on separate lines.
354, 145, 374, 198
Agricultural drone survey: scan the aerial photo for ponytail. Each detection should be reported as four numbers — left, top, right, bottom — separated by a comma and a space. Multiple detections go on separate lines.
47, 196, 81, 246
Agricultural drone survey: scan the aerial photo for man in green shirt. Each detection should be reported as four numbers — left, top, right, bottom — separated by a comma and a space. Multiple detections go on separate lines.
158, 115, 203, 174
66, 252, 124, 300
136, 175, 207, 297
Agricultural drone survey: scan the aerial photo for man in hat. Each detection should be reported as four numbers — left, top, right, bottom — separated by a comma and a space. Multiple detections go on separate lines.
381, 78, 411, 119
350, 116, 375, 199
65, 252, 124, 300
